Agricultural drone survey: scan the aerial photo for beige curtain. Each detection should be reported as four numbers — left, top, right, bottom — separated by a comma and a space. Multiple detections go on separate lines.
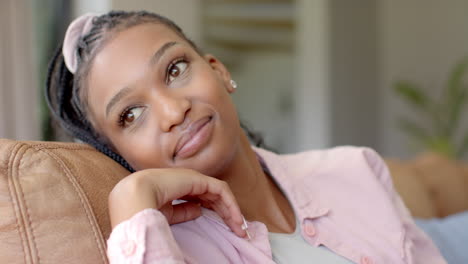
0, 0, 40, 140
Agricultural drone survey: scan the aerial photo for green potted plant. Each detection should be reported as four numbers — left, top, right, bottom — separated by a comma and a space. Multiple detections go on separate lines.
394, 57, 468, 159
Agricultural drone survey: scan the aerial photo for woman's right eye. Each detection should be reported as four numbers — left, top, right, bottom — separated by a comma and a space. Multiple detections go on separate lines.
118, 106, 144, 128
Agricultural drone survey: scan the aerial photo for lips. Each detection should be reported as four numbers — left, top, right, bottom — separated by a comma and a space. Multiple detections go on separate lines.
174, 116, 213, 159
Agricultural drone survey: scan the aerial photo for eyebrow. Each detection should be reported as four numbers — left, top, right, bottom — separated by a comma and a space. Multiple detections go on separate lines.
149, 41, 179, 66
105, 41, 180, 118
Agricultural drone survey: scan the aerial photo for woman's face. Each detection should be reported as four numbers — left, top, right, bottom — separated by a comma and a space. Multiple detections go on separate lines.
86, 23, 240, 176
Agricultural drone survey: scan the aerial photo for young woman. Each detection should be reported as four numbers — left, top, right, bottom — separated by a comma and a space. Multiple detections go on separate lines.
46, 11, 446, 263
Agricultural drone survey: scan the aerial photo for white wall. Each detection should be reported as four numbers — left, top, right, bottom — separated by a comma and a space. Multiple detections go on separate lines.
231, 50, 296, 153
73, 0, 110, 16
0, 0, 40, 140
378, 0, 468, 158
294, 0, 331, 151
229, 0, 332, 153
72, 0, 201, 43
112, 0, 201, 44
329, 0, 379, 150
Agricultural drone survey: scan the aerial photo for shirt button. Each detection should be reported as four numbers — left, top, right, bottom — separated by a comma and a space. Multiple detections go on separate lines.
304, 223, 316, 236
360, 256, 373, 264
121, 240, 137, 257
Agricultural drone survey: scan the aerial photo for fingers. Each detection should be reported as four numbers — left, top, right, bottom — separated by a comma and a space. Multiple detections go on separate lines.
147, 169, 247, 238
165, 202, 202, 225
201, 180, 246, 238
177, 184, 246, 237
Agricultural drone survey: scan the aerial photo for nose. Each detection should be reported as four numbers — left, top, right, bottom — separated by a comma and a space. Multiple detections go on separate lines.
155, 93, 191, 132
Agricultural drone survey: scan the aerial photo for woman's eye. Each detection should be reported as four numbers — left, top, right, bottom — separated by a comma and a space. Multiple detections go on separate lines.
119, 107, 144, 127
167, 61, 188, 83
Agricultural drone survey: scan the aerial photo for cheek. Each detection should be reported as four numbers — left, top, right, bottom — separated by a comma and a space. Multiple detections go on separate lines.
194, 66, 239, 130
193, 66, 233, 111
108, 126, 167, 171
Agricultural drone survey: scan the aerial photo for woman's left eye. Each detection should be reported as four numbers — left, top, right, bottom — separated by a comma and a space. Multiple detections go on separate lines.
167, 60, 188, 83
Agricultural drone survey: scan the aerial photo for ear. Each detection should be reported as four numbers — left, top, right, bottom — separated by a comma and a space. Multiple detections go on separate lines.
203, 54, 236, 93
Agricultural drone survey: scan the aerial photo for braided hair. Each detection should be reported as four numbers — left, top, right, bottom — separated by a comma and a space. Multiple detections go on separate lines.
45, 10, 267, 173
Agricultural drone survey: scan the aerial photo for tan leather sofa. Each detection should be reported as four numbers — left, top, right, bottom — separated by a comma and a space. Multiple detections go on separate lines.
386, 152, 468, 218
1, 139, 467, 263
0, 139, 130, 263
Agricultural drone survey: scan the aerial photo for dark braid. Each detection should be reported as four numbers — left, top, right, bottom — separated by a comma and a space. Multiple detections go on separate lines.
45, 10, 267, 173
46, 44, 135, 171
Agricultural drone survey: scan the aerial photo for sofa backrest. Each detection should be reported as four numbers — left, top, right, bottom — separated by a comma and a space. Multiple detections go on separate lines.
0, 139, 130, 264
386, 152, 468, 218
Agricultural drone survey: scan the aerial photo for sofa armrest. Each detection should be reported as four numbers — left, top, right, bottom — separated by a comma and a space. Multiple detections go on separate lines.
385, 152, 468, 218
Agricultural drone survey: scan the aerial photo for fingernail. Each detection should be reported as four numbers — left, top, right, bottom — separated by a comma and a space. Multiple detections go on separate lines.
242, 216, 252, 240
241, 216, 248, 230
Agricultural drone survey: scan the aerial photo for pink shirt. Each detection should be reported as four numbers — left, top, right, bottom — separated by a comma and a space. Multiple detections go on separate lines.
107, 146, 446, 264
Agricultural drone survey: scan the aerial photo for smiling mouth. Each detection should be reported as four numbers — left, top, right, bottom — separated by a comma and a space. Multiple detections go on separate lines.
174, 116, 213, 159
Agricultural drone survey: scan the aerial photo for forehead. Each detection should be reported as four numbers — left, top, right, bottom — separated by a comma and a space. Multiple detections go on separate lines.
87, 23, 186, 118
95, 22, 184, 63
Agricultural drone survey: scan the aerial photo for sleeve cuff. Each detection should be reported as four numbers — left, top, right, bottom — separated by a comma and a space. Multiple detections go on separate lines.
107, 208, 184, 263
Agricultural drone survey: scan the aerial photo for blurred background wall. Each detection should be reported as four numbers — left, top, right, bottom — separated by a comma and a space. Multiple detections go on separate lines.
379, 0, 468, 158
0, 0, 467, 159
0, 0, 39, 140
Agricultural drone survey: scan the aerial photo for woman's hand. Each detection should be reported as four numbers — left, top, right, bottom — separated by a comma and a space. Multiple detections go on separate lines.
108, 168, 246, 238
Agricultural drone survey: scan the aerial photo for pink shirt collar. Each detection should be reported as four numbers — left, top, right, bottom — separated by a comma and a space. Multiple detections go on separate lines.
253, 147, 330, 223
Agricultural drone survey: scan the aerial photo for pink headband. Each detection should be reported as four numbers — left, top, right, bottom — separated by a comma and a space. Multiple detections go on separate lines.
62, 13, 99, 74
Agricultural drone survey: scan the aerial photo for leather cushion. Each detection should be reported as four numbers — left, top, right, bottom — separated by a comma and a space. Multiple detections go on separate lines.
0, 139, 129, 264
386, 152, 468, 219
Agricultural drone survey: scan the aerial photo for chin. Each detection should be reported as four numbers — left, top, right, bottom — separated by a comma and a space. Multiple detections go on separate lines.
180, 141, 238, 178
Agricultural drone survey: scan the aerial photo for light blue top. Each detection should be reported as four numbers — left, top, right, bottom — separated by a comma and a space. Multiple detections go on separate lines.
268, 219, 353, 264
415, 211, 468, 264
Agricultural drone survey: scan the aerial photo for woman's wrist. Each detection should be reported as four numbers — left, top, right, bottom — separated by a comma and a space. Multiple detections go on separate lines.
108, 170, 160, 228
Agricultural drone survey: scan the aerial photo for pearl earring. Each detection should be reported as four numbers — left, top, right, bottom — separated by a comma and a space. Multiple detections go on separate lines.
230, 79, 238, 89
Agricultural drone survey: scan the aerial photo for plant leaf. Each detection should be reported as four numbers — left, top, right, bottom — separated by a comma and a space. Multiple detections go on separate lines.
394, 81, 431, 110
394, 81, 444, 134
447, 57, 468, 98
427, 137, 456, 158
397, 118, 430, 146
457, 132, 468, 158
444, 57, 468, 137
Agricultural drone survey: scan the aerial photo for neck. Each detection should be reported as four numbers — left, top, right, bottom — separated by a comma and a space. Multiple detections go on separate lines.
218, 132, 295, 233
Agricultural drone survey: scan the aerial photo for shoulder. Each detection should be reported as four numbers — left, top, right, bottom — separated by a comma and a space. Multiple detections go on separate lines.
265, 147, 410, 263
285, 145, 382, 164
263, 146, 387, 179
256, 146, 393, 197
